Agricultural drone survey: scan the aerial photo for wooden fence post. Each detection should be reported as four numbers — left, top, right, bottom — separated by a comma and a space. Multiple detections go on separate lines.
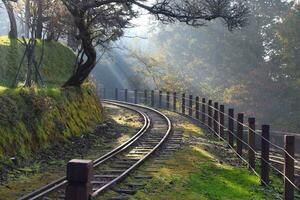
208, 100, 213, 129
173, 92, 177, 111
213, 102, 219, 137
202, 98, 206, 123
125, 89, 128, 102
115, 88, 118, 100
182, 93, 185, 114
167, 92, 170, 109
159, 90, 162, 108
144, 90, 148, 104
237, 113, 244, 156
134, 89, 138, 104
66, 159, 93, 200
228, 108, 234, 147
189, 95, 193, 117
284, 135, 295, 200
248, 117, 256, 170
195, 96, 200, 120
261, 125, 270, 186
219, 105, 225, 138
151, 90, 154, 107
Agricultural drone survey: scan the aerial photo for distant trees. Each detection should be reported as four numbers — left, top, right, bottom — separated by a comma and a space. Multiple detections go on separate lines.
134, 0, 300, 131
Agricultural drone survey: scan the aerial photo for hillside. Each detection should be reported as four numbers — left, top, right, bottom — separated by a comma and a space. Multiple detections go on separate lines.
0, 36, 103, 166
0, 36, 75, 87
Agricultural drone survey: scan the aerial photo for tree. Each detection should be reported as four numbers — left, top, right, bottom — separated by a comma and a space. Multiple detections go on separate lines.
61, 0, 249, 87
2, 0, 18, 38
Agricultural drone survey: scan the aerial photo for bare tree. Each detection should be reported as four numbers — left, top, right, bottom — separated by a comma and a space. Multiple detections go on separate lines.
61, 0, 249, 87
35, 0, 43, 38
24, 0, 30, 37
15, 0, 46, 87
2, 0, 18, 38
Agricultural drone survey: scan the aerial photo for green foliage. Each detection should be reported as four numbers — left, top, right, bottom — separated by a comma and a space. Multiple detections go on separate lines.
0, 36, 75, 87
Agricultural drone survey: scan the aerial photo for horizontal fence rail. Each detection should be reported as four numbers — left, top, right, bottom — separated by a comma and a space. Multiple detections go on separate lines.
99, 87, 300, 200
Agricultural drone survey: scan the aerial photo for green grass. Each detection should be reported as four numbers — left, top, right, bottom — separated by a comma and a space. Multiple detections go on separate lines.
131, 113, 278, 200
0, 36, 75, 87
133, 146, 275, 200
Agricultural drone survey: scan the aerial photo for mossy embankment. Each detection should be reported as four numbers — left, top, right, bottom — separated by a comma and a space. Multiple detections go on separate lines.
0, 85, 103, 160
0, 36, 103, 166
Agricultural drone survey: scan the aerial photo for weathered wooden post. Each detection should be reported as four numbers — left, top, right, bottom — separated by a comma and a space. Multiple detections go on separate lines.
173, 92, 177, 111
219, 105, 225, 138
284, 135, 295, 200
125, 89, 128, 102
202, 98, 206, 123
182, 93, 186, 114
261, 125, 270, 186
237, 113, 244, 156
159, 90, 162, 108
195, 96, 200, 120
65, 159, 93, 200
115, 88, 118, 100
213, 102, 219, 137
167, 92, 170, 109
144, 90, 148, 104
189, 95, 193, 117
248, 118, 256, 170
134, 89, 138, 104
151, 90, 154, 107
208, 100, 213, 129
228, 108, 234, 147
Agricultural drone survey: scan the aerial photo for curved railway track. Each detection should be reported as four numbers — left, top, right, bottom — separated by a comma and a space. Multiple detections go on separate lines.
18, 100, 172, 200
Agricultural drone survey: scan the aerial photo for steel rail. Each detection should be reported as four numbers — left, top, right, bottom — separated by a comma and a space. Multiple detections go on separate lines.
18, 101, 151, 200
91, 99, 172, 197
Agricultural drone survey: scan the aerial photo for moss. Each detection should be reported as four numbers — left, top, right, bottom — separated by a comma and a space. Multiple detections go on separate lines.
133, 145, 276, 200
0, 84, 103, 161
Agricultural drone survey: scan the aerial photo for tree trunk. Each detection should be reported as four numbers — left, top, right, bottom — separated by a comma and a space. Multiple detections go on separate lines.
3, 0, 18, 38
25, 0, 30, 38
36, 0, 43, 39
63, 14, 96, 87
67, 25, 78, 50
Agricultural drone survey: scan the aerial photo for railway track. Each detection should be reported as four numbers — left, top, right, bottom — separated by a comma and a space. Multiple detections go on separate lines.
18, 100, 172, 200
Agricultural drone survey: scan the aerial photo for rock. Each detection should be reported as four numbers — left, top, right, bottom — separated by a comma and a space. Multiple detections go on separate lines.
10, 157, 18, 166
94, 124, 108, 134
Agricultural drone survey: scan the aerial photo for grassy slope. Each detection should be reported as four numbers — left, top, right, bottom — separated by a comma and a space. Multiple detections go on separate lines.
0, 36, 74, 87
131, 112, 279, 200
0, 36, 104, 161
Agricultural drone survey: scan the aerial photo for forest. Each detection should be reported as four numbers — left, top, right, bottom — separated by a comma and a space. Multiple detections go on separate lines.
94, 0, 300, 132
0, 0, 299, 200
